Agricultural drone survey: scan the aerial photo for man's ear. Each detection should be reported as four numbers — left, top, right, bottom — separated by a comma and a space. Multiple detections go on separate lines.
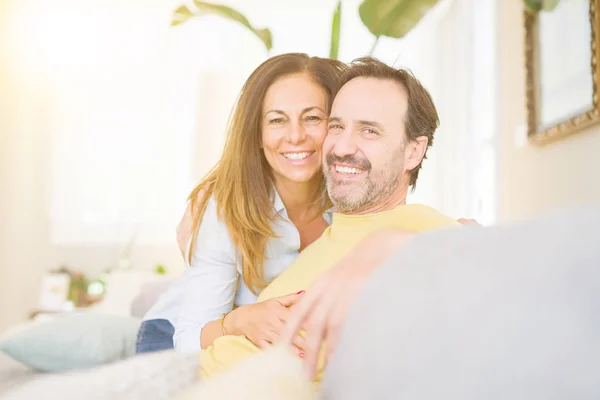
404, 136, 428, 171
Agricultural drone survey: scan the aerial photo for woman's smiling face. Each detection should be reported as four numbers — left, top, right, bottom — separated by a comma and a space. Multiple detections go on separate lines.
261, 72, 329, 185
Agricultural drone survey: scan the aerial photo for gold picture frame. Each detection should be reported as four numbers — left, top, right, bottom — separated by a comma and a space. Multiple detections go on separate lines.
524, 0, 600, 144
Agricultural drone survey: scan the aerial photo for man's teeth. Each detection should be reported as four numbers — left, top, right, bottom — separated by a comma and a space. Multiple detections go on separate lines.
283, 152, 311, 160
335, 165, 363, 174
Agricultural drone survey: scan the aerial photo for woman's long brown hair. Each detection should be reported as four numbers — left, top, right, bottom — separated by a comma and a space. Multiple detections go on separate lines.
187, 53, 346, 294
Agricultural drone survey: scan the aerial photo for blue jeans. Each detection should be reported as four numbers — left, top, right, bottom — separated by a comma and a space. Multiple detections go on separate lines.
136, 319, 175, 354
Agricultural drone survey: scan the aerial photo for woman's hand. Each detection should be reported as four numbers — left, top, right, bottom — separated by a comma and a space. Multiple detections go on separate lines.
280, 229, 415, 377
227, 292, 304, 349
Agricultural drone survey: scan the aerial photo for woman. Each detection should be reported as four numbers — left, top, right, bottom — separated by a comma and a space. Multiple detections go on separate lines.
136, 53, 347, 353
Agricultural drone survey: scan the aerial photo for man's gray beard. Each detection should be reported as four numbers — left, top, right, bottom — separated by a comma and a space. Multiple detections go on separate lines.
326, 168, 400, 213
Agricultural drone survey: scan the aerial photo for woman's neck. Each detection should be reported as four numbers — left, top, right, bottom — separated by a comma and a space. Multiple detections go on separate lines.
274, 177, 323, 225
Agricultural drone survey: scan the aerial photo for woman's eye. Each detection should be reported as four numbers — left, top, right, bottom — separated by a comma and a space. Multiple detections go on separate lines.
328, 124, 343, 130
269, 118, 285, 125
363, 129, 378, 136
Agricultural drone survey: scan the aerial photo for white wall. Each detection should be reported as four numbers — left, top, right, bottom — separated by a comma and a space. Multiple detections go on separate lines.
0, 0, 186, 332
496, 0, 600, 222
1, 0, 50, 330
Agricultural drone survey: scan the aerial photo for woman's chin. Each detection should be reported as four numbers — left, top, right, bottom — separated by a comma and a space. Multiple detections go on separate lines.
277, 170, 323, 185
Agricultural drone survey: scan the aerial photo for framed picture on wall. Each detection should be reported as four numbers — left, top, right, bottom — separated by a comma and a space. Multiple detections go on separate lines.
38, 272, 71, 311
524, 0, 600, 144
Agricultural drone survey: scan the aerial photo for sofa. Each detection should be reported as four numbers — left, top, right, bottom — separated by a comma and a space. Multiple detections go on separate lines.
1, 206, 599, 399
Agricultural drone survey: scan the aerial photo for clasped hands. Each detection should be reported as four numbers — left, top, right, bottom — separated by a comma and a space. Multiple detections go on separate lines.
231, 229, 416, 378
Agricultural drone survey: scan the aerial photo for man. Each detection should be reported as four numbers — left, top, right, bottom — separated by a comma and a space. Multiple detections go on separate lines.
198, 57, 462, 381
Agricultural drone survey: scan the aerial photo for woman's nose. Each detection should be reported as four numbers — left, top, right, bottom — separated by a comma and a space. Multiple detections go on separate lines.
285, 120, 307, 145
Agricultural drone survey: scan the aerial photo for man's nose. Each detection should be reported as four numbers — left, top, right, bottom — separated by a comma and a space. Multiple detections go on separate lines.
331, 130, 358, 157
285, 120, 307, 145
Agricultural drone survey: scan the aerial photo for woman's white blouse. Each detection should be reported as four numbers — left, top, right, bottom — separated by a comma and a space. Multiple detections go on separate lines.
143, 191, 332, 351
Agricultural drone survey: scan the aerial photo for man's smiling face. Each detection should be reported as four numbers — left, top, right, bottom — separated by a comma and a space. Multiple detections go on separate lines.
322, 76, 410, 213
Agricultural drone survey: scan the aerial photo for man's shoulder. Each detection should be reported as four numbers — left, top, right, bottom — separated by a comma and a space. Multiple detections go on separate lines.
402, 203, 454, 217
389, 204, 460, 231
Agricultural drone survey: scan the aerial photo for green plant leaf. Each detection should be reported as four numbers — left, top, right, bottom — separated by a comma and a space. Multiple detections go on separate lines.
524, 0, 541, 11
359, 0, 440, 40
171, 1, 272, 51
329, 0, 342, 60
172, 5, 195, 24
541, 0, 560, 11
524, 0, 561, 12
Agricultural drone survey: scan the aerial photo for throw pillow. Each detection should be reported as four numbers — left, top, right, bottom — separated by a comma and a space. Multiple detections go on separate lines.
0, 313, 141, 372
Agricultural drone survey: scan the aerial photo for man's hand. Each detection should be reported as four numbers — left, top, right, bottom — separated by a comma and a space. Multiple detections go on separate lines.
458, 218, 481, 226
280, 229, 415, 377
228, 292, 305, 349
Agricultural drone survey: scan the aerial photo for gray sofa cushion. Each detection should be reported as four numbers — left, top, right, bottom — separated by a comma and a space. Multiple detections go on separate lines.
322, 207, 600, 400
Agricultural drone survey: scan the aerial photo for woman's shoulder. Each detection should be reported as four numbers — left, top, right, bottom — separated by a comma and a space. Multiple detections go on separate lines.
177, 193, 225, 252
180, 193, 238, 264
188, 188, 286, 260
193, 195, 233, 240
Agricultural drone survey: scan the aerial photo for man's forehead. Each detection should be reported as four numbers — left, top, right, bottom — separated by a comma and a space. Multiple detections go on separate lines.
331, 77, 407, 119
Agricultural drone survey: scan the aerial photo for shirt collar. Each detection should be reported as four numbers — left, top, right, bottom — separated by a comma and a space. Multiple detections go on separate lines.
323, 207, 334, 224
272, 187, 286, 214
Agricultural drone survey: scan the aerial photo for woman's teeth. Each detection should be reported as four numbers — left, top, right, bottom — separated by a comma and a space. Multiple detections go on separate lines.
283, 152, 311, 160
335, 165, 364, 174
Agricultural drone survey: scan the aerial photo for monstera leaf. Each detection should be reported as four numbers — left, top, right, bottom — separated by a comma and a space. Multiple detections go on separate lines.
359, 0, 440, 45
172, 1, 272, 51
524, 0, 561, 12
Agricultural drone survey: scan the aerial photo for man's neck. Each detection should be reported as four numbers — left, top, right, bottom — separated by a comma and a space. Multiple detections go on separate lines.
342, 185, 409, 216
274, 177, 323, 223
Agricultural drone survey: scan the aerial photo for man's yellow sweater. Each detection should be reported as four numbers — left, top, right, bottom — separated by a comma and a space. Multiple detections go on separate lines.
199, 204, 460, 381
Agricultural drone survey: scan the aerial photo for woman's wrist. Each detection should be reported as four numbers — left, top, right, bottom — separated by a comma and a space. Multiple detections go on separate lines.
223, 306, 244, 336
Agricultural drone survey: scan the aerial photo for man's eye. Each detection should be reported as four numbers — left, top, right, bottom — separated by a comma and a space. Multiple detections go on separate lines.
328, 124, 343, 130
363, 129, 378, 136
304, 116, 322, 124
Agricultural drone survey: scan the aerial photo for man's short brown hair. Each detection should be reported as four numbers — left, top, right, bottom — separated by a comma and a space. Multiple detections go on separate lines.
339, 57, 439, 189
